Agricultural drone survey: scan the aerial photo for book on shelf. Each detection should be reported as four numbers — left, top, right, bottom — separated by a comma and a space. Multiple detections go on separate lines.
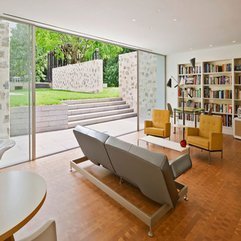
204, 75, 231, 85
204, 63, 232, 73
179, 65, 201, 74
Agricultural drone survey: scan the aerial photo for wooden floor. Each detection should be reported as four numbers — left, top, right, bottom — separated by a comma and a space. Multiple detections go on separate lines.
2, 131, 241, 241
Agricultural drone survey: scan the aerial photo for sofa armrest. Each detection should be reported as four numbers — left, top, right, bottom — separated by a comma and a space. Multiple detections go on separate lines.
186, 127, 199, 137
209, 132, 223, 150
169, 153, 192, 179
144, 120, 153, 128
163, 122, 171, 137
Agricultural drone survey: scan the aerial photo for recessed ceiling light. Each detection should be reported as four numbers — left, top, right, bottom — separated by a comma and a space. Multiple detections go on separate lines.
173, 18, 177, 22
190, 48, 193, 51
209, 44, 213, 47
132, 18, 136, 22
232, 40, 236, 43
157, 9, 161, 13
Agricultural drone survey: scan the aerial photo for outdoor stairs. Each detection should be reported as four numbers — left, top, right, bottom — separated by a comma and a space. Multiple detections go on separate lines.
65, 97, 137, 128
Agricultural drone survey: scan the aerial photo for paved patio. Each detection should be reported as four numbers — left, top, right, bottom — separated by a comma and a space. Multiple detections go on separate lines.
0, 117, 137, 168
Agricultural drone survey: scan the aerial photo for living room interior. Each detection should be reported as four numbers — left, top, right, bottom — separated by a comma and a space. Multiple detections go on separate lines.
1, 1, 241, 241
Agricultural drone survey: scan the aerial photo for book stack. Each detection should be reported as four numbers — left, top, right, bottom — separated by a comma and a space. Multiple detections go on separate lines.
204, 63, 232, 73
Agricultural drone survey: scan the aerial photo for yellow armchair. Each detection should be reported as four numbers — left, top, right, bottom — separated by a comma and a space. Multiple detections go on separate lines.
144, 109, 171, 138
186, 115, 223, 161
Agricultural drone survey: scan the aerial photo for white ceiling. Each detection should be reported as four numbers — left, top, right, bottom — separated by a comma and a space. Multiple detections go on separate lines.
1, 0, 241, 54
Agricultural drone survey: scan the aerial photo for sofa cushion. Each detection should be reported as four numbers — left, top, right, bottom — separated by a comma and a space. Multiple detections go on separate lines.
144, 127, 164, 137
105, 136, 178, 207
187, 136, 209, 149
73, 126, 116, 173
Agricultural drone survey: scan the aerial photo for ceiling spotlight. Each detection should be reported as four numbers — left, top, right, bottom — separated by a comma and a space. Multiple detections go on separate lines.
132, 18, 136, 22
173, 18, 177, 22
232, 40, 236, 43
209, 44, 213, 47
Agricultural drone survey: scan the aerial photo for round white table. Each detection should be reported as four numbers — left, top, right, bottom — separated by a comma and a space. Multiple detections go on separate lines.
0, 171, 47, 241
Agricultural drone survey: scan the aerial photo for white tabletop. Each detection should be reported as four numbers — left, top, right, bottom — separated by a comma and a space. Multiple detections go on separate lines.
0, 171, 47, 240
139, 136, 189, 152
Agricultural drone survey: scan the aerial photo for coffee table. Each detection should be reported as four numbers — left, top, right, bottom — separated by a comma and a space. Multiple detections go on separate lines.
139, 136, 190, 153
0, 171, 47, 241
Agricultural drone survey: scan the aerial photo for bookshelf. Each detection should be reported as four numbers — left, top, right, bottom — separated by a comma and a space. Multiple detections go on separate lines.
234, 58, 241, 118
176, 58, 241, 135
203, 60, 232, 130
177, 63, 202, 123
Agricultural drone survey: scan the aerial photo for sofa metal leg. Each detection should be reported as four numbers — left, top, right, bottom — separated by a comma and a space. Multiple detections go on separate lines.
148, 226, 154, 237
208, 152, 211, 163
119, 177, 124, 184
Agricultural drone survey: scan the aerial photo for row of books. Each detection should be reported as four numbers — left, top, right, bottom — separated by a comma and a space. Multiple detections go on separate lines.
204, 103, 232, 113
177, 113, 200, 122
179, 65, 201, 74
184, 88, 201, 98
234, 89, 241, 99
222, 115, 232, 127
204, 75, 231, 85
204, 88, 232, 99
204, 63, 232, 73
234, 64, 241, 71
235, 75, 241, 84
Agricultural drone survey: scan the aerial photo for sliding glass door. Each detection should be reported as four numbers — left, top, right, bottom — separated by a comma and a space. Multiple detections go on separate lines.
0, 19, 34, 168
138, 51, 166, 129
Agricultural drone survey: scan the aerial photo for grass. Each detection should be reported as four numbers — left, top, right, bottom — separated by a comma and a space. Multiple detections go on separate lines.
10, 87, 120, 107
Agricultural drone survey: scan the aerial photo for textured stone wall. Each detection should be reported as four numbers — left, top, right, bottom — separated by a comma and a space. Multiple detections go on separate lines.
119, 51, 137, 112
0, 22, 10, 138
10, 105, 68, 136
52, 60, 103, 93
138, 51, 157, 122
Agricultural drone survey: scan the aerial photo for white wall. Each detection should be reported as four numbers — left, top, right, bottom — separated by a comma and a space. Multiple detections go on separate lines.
166, 44, 241, 108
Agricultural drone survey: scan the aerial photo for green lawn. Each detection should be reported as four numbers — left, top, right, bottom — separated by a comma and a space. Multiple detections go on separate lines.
10, 88, 120, 107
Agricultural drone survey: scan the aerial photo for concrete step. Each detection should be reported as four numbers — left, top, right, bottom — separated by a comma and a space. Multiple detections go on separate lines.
68, 100, 126, 110
68, 104, 130, 115
68, 112, 137, 128
68, 108, 134, 121
63, 97, 122, 105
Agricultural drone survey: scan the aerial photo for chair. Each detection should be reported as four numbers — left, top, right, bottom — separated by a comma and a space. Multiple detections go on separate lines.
18, 220, 57, 241
0, 139, 15, 160
144, 109, 171, 138
186, 115, 223, 161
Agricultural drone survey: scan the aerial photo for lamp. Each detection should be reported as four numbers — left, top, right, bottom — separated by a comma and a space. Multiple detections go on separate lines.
190, 58, 195, 69
167, 76, 186, 146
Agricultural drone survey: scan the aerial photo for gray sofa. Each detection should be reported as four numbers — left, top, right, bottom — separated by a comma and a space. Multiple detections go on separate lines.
71, 125, 192, 236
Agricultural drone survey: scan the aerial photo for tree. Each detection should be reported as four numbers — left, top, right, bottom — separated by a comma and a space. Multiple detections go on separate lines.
35, 28, 134, 85
10, 24, 32, 81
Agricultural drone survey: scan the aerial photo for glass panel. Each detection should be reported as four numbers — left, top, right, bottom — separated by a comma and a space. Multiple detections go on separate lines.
0, 19, 33, 168
138, 51, 166, 129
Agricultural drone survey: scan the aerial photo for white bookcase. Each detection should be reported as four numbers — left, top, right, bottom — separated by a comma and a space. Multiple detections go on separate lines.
177, 58, 241, 135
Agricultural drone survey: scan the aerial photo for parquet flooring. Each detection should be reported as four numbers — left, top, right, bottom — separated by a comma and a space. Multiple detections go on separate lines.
2, 131, 241, 241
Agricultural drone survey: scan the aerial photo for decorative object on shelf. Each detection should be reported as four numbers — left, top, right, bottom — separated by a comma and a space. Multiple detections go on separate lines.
238, 106, 241, 119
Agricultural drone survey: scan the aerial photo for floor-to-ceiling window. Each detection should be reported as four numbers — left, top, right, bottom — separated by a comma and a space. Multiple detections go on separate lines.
0, 19, 34, 168
138, 51, 166, 129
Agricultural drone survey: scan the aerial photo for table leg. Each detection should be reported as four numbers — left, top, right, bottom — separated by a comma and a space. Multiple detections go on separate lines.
194, 112, 197, 128
174, 109, 176, 134
5, 235, 15, 241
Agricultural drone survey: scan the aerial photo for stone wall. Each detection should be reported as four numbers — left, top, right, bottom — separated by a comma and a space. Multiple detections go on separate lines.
0, 22, 10, 138
52, 60, 103, 93
10, 105, 68, 136
119, 51, 137, 112
138, 51, 158, 121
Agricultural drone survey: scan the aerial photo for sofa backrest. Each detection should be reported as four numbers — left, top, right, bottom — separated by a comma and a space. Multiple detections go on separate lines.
152, 109, 170, 128
105, 136, 179, 208
199, 115, 222, 138
73, 126, 116, 173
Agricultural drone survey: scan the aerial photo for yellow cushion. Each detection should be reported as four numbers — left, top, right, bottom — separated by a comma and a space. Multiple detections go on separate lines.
144, 127, 164, 137
152, 110, 170, 128
187, 136, 209, 149
199, 115, 222, 138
